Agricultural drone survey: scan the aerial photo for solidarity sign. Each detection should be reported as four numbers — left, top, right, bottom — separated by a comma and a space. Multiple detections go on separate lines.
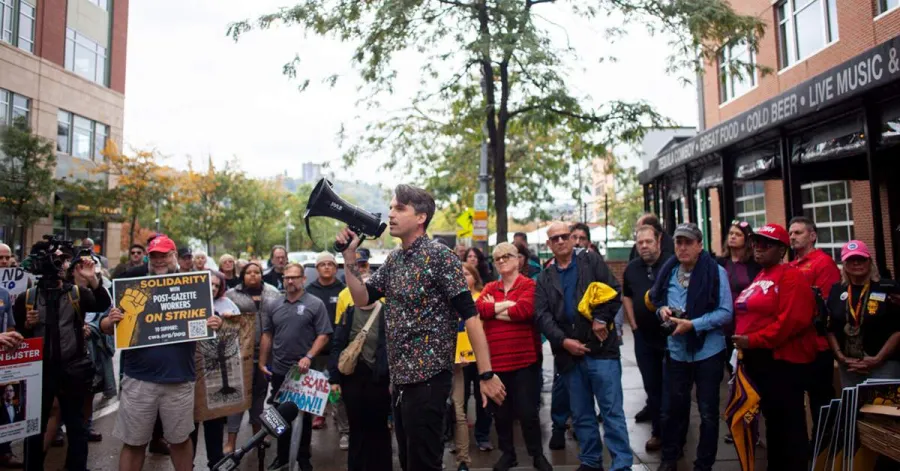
112, 271, 216, 350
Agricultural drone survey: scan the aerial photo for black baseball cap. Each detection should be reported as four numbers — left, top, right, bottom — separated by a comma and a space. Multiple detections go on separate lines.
673, 223, 703, 241
178, 247, 192, 258
356, 248, 371, 263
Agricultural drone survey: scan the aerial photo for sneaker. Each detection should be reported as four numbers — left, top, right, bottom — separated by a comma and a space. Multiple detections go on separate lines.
339, 434, 349, 451
492, 453, 518, 471
533, 455, 553, 471
645, 436, 662, 452
457, 463, 470, 471
724, 432, 734, 444
312, 416, 326, 430
635, 405, 652, 423
548, 430, 566, 450
477, 441, 494, 452
267, 458, 287, 471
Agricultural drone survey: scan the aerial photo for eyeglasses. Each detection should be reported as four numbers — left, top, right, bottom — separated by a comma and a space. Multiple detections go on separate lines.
131, 251, 143, 255
283, 275, 303, 281
493, 254, 514, 263
0, 255, 9, 260
548, 233, 571, 243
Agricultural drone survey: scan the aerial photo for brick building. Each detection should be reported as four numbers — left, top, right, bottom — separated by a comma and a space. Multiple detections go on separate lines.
0, 0, 128, 262
640, 0, 900, 277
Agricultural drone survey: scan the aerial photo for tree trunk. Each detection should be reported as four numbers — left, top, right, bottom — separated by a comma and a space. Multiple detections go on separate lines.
128, 213, 137, 248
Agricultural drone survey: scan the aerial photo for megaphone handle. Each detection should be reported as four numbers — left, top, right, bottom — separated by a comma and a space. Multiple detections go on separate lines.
334, 234, 367, 253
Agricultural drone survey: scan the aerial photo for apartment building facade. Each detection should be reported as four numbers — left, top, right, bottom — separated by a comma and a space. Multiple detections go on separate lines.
640, 0, 900, 276
0, 0, 128, 262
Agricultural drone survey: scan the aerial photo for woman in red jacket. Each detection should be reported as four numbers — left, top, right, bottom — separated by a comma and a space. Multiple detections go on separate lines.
475, 243, 551, 471
732, 223, 817, 471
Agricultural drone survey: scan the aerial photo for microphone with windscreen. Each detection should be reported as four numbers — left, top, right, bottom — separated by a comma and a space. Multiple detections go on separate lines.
211, 402, 299, 471
304, 178, 387, 253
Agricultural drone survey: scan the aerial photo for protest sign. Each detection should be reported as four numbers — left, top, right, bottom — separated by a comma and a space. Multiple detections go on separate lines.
194, 313, 256, 422
275, 367, 329, 417
0, 338, 43, 444
112, 271, 215, 350
0, 268, 32, 297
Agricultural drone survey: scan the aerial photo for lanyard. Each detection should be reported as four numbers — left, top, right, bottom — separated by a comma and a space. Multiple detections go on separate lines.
847, 283, 870, 325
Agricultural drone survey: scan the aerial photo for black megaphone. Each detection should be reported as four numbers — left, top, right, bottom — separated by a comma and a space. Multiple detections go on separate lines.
304, 178, 387, 252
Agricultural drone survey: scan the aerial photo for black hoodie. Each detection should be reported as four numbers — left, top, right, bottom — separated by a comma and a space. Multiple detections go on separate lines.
305, 278, 346, 327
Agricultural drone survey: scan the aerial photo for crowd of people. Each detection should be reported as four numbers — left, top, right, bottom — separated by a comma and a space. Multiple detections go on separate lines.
0, 182, 898, 471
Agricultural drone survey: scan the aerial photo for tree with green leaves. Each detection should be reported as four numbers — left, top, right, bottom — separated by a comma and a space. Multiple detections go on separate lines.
604, 164, 644, 240
0, 118, 57, 254
229, 0, 764, 242
164, 158, 240, 255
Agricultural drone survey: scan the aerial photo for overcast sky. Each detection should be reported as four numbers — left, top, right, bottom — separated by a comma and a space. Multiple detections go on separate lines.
123, 0, 699, 187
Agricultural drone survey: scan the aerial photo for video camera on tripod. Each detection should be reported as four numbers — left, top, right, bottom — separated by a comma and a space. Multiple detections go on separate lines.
27, 235, 90, 287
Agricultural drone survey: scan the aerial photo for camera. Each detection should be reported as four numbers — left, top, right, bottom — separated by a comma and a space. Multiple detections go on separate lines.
660, 307, 685, 336
28, 235, 87, 286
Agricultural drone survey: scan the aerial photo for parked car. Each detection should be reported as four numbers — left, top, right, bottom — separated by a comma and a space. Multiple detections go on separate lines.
303, 260, 382, 285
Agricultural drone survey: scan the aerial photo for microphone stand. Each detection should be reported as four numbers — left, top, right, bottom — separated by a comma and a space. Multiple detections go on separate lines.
257, 436, 269, 471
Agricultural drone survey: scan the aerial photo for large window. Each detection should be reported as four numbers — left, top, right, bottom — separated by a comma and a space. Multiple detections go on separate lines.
57, 110, 109, 160
879, 0, 900, 14
0, 0, 33, 53
0, 88, 30, 127
53, 216, 105, 255
735, 181, 767, 229
802, 181, 853, 263
65, 29, 108, 86
777, 0, 838, 69
718, 41, 756, 104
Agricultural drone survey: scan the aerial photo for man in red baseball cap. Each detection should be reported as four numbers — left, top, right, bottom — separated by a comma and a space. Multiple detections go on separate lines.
787, 216, 841, 447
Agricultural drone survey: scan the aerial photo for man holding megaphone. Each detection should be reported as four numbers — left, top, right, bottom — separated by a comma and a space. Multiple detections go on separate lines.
335, 184, 507, 471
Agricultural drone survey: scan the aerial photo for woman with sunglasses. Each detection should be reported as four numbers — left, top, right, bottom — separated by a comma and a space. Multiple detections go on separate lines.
826, 240, 900, 388
732, 223, 817, 471
223, 262, 281, 454
189, 272, 230, 468
475, 242, 552, 471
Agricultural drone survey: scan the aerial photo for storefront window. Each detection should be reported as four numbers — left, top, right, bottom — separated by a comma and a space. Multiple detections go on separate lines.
52, 216, 105, 255
801, 181, 853, 263
735, 182, 767, 229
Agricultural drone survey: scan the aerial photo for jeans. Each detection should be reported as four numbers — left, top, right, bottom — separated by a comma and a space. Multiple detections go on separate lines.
633, 329, 665, 437
743, 349, 809, 471
270, 373, 313, 464
451, 366, 471, 464
462, 364, 492, 444
563, 357, 633, 471
660, 350, 725, 470
550, 367, 570, 434
25, 369, 88, 471
493, 364, 543, 459
393, 370, 453, 471
343, 363, 392, 471
189, 417, 226, 469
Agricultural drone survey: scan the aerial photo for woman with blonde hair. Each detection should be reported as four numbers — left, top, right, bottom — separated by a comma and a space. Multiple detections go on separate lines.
219, 254, 240, 289
826, 240, 900, 388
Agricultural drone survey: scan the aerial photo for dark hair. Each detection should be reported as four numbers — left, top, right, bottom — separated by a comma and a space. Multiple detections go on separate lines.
130, 244, 145, 252
464, 247, 493, 283
239, 262, 263, 287
788, 216, 817, 233
513, 232, 528, 242
211, 271, 227, 299
514, 242, 532, 276
722, 221, 754, 263
570, 223, 591, 241
640, 213, 665, 234
394, 184, 436, 230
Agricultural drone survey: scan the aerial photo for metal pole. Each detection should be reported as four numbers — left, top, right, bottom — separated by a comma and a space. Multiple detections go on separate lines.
477, 76, 490, 254
604, 192, 609, 248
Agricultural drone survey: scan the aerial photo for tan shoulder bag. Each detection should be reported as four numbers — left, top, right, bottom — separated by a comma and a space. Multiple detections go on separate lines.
338, 302, 383, 375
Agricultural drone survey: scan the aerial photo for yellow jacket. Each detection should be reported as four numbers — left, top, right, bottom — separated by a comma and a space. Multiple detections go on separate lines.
577, 282, 618, 324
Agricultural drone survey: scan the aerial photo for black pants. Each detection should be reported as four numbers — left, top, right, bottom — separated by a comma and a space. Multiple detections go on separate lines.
806, 349, 835, 446
462, 364, 492, 444
189, 416, 226, 469
393, 370, 453, 471
660, 351, 725, 470
343, 364, 392, 471
25, 370, 87, 471
271, 373, 313, 464
493, 364, 542, 459
743, 350, 809, 471
633, 329, 666, 437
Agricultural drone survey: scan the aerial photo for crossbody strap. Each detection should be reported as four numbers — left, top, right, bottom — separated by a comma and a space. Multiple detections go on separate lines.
359, 302, 382, 335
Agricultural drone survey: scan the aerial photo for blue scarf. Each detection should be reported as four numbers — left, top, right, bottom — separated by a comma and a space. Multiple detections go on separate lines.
649, 250, 720, 352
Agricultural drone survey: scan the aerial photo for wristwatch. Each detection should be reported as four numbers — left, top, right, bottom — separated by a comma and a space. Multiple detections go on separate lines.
304, 354, 314, 361
479, 371, 495, 381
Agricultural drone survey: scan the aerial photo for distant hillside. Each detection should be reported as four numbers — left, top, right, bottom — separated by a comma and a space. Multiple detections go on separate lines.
280, 177, 391, 222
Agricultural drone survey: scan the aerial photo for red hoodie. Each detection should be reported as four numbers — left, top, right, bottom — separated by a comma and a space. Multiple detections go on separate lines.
734, 264, 818, 364
789, 248, 841, 351
475, 274, 539, 372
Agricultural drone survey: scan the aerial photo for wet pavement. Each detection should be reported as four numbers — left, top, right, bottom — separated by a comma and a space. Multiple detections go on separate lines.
27, 327, 768, 470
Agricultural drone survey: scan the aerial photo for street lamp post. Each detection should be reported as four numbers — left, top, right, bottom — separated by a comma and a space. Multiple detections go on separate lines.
284, 210, 291, 252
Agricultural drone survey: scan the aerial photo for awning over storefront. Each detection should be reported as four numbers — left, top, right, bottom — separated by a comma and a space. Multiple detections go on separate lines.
791, 115, 866, 164
735, 150, 778, 180
695, 165, 723, 189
